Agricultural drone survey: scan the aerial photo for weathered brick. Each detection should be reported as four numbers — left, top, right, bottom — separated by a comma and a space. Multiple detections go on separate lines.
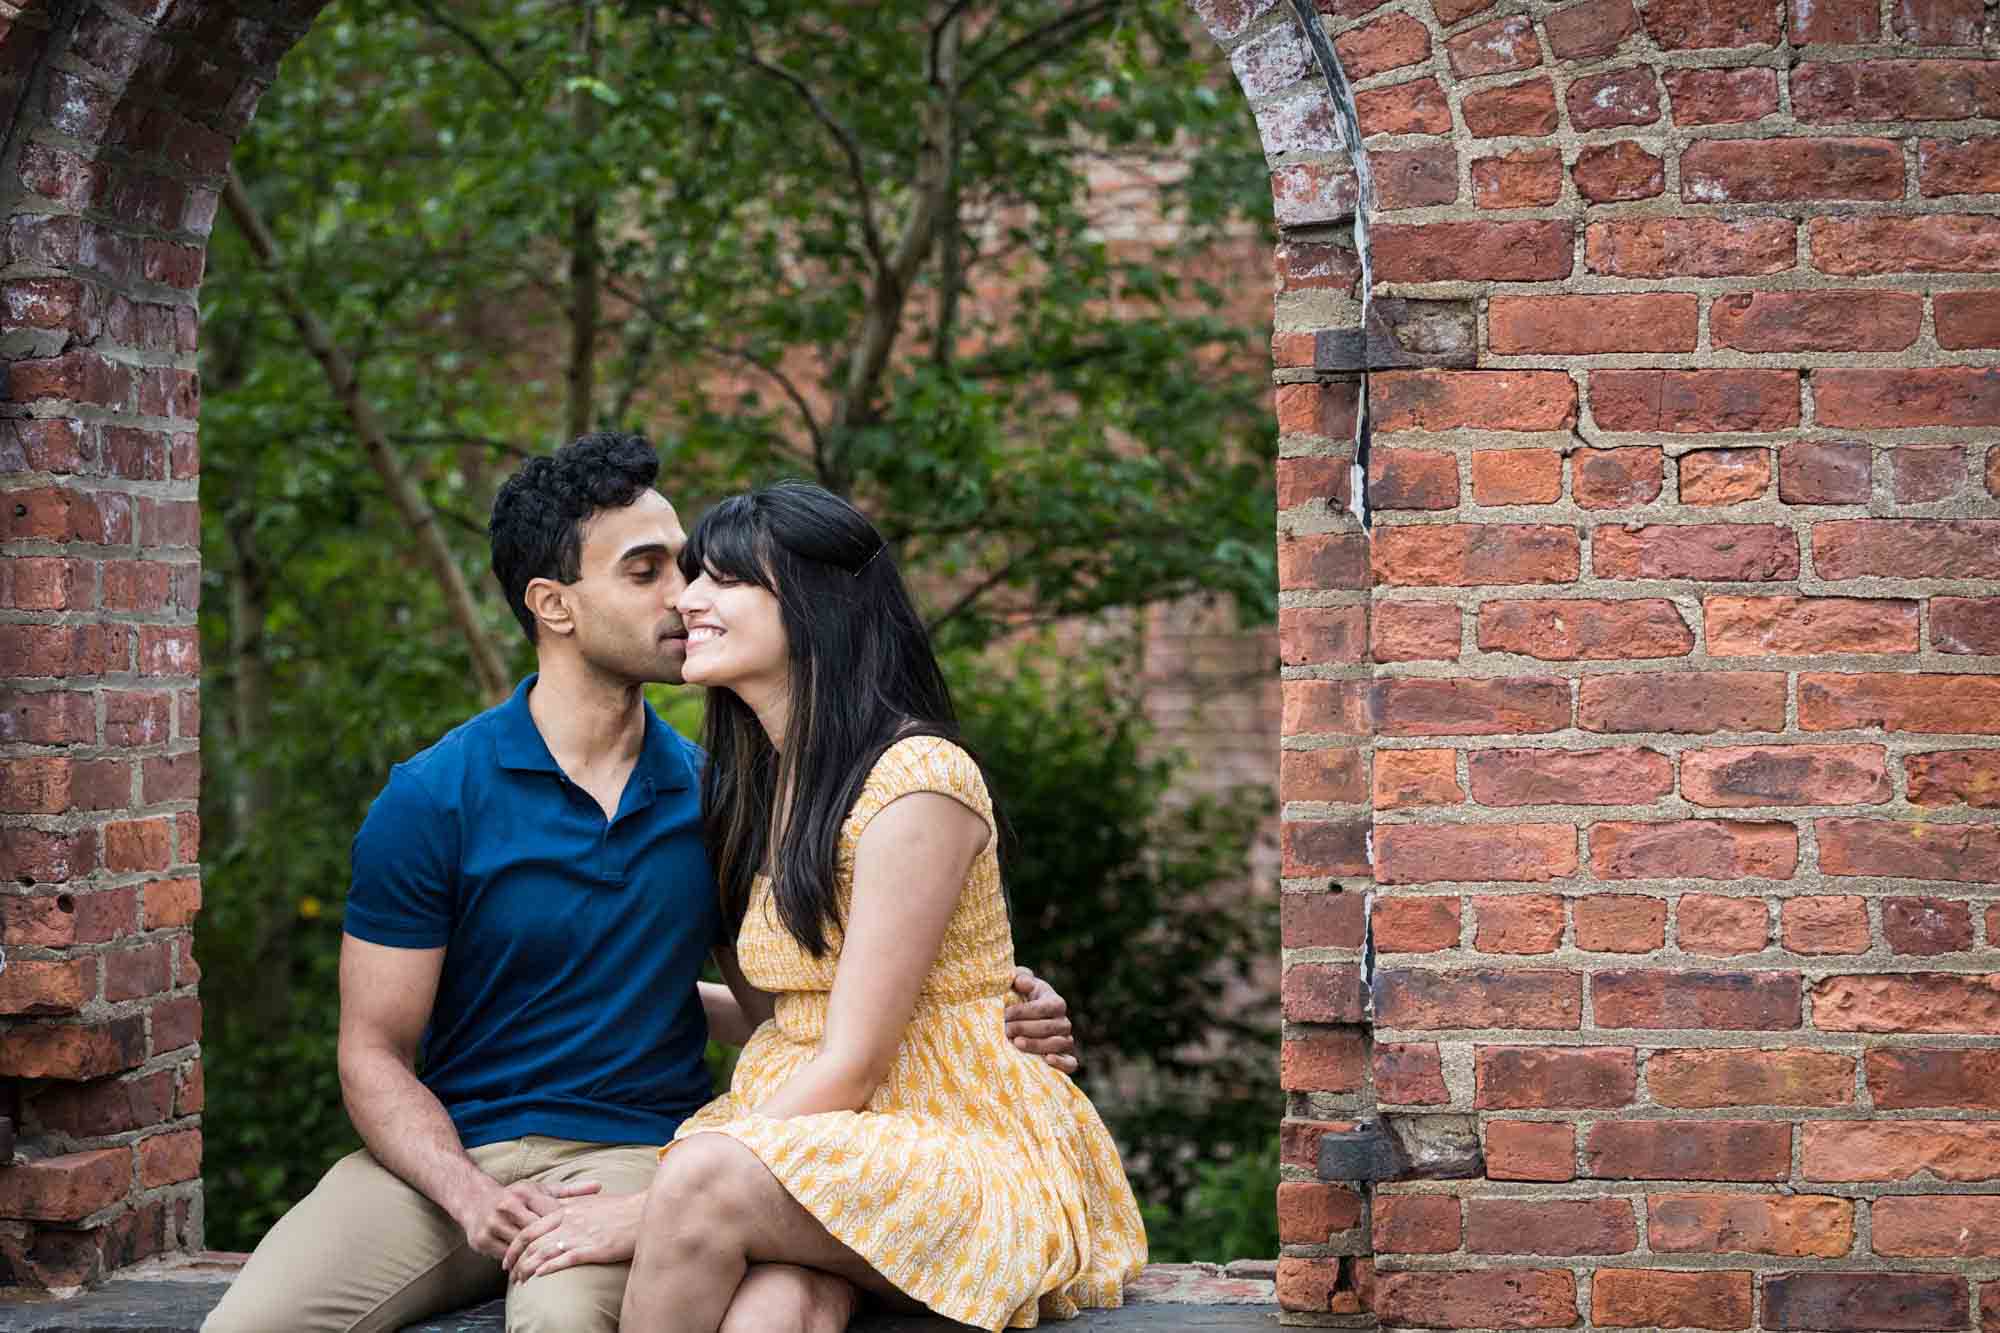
1374, 525, 1580, 586
1573, 140, 1665, 202
1282, 1029, 1369, 1091
1374, 1042, 1449, 1104
1721, 293, 1920, 354
1374, 147, 1461, 212
1905, 749, 2000, 807
1333, 14, 1431, 79
1476, 1045, 1635, 1108
1479, 600, 1688, 661
1573, 895, 1666, 953
1797, 60, 2000, 124
1585, 1120, 1791, 1180
1373, 1194, 1463, 1253
1280, 606, 1368, 666
1677, 894, 1769, 955
1545, 0, 1641, 58
1875, 1197, 2000, 1259
1868, 1047, 2000, 1109
1894, 445, 1967, 501
1371, 227, 1575, 286
1278, 1181, 1363, 1243
1284, 679, 1372, 736
1812, 973, 2000, 1034
1375, 748, 1465, 808
1374, 968, 1582, 1029
1376, 824, 1578, 884
1276, 381, 1359, 438
149, 995, 202, 1055
1817, 520, 2000, 580
1487, 1121, 1574, 1182
31, 1070, 175, 1138
1282, 1117, 1361, 1171
1782, 895, 1872, 955
1593, 819, 1799, 881
1490, 296, 1694, 356
1373, 1270, 1576, 1329
1664, 66, 1780, 125
1641, 0, 1782, 47
1372, 895, 1462, 952
1580, 671, 1785, 734
1284, 962, 1364, 1023
1593, 525, 1799, 582
1274, 1257, 1343, 1315
1935, 293, 2000, 355
137, 1128, 201, 1188
1281, 749, 1369, 806
1276, 239, 1362, 295
1594, 968, 1801, 1028
1471, 450, 1563, 505
1686, 137, 1903, 202
1468, 746, 1672, 805
1894, 0, 1986, 41
1461, 78, 1560, 138
1592, 1269, 1752, 1330
1819, 368, 2000, 428
1809, 1120, 2000, 1182
1650, 1048, 1853, 1108
1922, 138, 2000, 197
1573, 448, 1665, 510
1280, 534, 1371, 590
1276, 455, 1350, 511
0, 1016, 146, 1080
1466, 1198, 1636, 1255
1376, 677, 1574, 738
0, 957, 94, 1016
1473, 893, 1566, 953
1356, 78, 1454, 137
0, 1148, 131, 1222
1591, 370, 1800, 432
1283, 819, 1372, 876
1810, 214, 2000, 275
1681, 744, 1891, 807
1372, 601, 1462, 662
1571, 70, 1662, 134
1679, 449, 1771, 505
1818, 817, 2000, 883
1368, 447, 1459, 510
1649, 1193, 1855, 1256
1708, 598, 1914, 658
1586, 219, 1795, 278
1764, 1273, 1969, 1333
1445, 16, 1538, 77
1472, 150, 1564, 210
1281, 889, 1368, 949
1882, 896, 1974, 955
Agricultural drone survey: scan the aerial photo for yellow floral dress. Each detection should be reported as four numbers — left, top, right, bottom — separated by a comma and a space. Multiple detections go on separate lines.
669, 735, 1147, 1331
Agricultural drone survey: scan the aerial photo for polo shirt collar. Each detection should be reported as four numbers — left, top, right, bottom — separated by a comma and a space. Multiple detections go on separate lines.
494, 674, 694, 795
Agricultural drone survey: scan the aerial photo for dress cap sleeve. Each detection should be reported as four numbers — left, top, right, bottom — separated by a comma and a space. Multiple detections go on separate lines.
845, 734, 995, 844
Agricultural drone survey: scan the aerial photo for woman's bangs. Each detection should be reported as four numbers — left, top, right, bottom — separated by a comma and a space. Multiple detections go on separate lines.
680, 497, 776, 590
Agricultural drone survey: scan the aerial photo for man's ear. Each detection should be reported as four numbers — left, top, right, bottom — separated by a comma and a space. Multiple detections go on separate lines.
523, 578, 576, 638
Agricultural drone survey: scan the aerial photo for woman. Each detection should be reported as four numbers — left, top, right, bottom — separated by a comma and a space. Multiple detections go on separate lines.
514, 480, 1145, 1331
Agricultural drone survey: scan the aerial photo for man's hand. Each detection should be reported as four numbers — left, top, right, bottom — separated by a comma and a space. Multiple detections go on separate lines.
1007, 965, 1079, 1075
457, 1178, 601, 1260
504, 1190, 646, 1282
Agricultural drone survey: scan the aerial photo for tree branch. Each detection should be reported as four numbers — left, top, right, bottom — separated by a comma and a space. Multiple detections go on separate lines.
405, 0, 527, 96
224, 170, 515, 707
566, 0, 602, 441
962, 1, 1122, 91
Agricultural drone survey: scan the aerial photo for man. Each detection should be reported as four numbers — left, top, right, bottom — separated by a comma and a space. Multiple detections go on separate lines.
203, 434, 1077, 1333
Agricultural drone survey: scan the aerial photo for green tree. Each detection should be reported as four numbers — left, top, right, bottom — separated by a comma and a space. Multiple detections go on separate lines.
198, 0, 1279, 1257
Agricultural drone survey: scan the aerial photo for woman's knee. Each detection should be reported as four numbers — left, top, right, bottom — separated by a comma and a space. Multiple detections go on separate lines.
718, 1265, 857, 1333
635, 1135, 770, 1265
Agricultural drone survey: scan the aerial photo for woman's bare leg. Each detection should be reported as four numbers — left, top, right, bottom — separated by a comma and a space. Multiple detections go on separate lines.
619, 1134, 908, 1333
716, 1264, 858, 1333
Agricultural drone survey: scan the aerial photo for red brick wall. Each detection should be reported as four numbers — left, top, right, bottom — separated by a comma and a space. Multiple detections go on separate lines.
0, 0, 321, 1287
1190, 0, 2000, 1327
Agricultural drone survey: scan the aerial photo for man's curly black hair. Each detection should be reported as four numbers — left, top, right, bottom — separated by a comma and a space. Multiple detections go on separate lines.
488, 432, 662, 642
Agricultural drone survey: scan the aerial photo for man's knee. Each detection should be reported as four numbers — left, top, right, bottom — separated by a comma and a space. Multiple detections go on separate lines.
505, 1263, 629, 1333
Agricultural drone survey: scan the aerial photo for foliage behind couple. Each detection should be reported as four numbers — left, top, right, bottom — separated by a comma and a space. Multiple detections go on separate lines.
197, 0, 1280, 1263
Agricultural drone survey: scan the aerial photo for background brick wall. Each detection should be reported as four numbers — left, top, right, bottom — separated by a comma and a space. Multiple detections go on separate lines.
0, 0, 319, 1287
1187, 0, 2000, 1326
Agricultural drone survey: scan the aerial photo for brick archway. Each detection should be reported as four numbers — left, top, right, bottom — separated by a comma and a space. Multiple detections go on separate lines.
7, 0, 2000, 1326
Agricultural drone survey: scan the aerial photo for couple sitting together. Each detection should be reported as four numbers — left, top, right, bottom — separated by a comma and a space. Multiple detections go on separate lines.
203, 433, 1145, 1333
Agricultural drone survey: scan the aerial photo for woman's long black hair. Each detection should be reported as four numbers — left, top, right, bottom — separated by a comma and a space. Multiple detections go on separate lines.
681, 480, 983, 956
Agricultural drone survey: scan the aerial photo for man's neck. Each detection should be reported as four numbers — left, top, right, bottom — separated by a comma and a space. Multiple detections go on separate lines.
526, 652, 648, 774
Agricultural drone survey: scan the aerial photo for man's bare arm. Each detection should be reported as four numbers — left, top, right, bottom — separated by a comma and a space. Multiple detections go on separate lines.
698, 979, 755, 1047
337, 934, 591, 1258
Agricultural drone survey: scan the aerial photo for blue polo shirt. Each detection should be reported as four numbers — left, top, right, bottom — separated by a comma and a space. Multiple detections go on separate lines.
343, 675, 719, 1149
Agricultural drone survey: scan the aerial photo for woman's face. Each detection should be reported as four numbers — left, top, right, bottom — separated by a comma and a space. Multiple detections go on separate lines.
676, 565, 789, 694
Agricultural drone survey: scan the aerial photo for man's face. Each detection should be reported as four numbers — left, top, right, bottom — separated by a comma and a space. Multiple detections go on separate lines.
555, 489, 692, 685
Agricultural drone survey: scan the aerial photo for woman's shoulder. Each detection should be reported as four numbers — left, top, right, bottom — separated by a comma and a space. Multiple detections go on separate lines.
852, 733, 991, 818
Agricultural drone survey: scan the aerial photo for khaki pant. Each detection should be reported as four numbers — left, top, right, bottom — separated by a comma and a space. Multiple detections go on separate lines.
202, 1136, 661, 1333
